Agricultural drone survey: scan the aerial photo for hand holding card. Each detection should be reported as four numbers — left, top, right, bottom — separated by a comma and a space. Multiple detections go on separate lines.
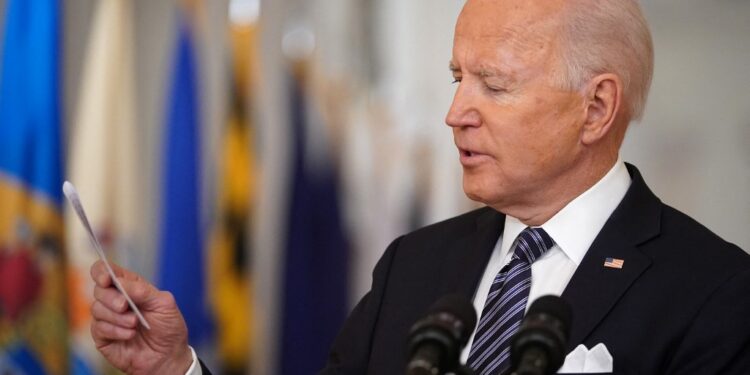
63, 181, 151, 330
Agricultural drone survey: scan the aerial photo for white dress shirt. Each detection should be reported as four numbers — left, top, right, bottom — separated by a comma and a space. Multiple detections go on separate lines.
460, 159, 632, 363
186, 346, 202, 375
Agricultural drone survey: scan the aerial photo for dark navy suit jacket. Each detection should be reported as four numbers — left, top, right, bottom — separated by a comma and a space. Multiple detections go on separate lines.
318, 164, 750, 374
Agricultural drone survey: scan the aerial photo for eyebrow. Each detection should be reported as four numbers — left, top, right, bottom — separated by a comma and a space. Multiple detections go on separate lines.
450, 61, 515, 84
478, 68, 502, 78
450, 60, 505, 73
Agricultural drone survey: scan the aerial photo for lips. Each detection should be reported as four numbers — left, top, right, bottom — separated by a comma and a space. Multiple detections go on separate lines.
457, 146, 491, 167
460, 148, 476, 157
457, 144, 486, 157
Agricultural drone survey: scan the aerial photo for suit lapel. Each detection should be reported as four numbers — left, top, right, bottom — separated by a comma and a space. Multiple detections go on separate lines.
561, 164, 661, 350
561, 226, 651, 350
438, 208, 505, 301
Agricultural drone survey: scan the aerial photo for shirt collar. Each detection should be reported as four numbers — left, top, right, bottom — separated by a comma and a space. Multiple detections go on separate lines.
502, 158, 632, 265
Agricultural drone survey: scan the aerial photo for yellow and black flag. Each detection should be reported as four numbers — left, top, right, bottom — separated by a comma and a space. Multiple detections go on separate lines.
208, 20, 259, 374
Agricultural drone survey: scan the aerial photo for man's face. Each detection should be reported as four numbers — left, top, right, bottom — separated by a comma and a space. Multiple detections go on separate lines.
446, 0, 587, 213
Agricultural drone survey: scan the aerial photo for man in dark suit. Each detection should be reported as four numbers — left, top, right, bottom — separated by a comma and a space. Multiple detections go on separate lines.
320, 164, 750, 374
88, 0, 750, 374
320, 0, 750, 373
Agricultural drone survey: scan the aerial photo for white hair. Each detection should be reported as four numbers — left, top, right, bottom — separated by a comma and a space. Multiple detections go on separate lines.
557, 0, 654, 121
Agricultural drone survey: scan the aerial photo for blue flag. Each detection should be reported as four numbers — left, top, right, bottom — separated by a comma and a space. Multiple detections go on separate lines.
157, 14, 213, 346
279, 71, 350, 375
0, 0, 68, 374
0, 0, 62, 193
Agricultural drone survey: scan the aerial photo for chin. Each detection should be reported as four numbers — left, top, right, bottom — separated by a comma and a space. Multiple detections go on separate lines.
462, 174, 504, 207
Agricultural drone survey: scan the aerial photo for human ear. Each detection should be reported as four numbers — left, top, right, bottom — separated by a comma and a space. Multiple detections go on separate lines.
581, 73, 622, 145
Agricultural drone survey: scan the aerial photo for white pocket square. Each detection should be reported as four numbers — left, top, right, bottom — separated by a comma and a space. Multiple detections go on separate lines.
557, 343, 613, 373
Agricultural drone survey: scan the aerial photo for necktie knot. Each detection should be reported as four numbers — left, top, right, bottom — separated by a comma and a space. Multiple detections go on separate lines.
512, 227, 554, 264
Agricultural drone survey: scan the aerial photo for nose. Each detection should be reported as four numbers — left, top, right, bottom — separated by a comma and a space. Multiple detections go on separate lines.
445, 83, 481, 129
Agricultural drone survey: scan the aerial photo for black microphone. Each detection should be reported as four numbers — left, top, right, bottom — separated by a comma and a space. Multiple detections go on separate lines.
509, 295, 573, 375
406, 294, 477, 375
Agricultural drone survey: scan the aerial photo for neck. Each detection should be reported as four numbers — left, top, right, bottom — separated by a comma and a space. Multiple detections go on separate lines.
496, 153, 619, 226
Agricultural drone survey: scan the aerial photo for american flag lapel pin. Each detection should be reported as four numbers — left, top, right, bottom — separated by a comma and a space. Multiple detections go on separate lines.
604, 257, 624, 269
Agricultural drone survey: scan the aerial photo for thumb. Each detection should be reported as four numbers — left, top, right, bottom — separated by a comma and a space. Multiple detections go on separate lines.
116, 275, 183, 319
91, 261, 167, 317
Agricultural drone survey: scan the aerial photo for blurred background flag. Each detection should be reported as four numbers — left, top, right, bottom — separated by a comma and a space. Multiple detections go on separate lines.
207, 12, 259, 374
279, 58, 350, 375
63, 0, 138, 374
157, 9, 214, 349
0, 0, 68, 374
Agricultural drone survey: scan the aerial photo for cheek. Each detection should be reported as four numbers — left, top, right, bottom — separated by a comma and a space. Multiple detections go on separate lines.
496, 109, 550, 162
481, 105, 527, 150
478, 92, 582, 164
531, 110, 584, 171
531, 92, 581, 133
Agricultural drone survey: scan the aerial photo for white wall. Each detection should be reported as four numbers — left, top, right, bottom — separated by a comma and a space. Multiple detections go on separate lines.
626, 1, 750, 250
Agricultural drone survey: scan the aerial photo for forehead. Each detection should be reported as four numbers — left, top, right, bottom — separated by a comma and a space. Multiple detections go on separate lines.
456, 0, 566, 32
452, 0, 565, 72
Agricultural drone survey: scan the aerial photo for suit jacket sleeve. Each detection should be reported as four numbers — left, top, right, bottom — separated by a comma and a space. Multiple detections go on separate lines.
198, 358, 211, 375
665, 267, 750, 374
318, 236, 403, 375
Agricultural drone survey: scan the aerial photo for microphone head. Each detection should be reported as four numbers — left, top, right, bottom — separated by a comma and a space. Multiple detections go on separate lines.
526, 295, 572, 338
511, 295, 573, 375
407, 294, 477, 374
424, 294, 478, 341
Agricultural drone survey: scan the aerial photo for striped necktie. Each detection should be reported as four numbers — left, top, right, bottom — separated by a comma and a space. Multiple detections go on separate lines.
467, 227, 555, 375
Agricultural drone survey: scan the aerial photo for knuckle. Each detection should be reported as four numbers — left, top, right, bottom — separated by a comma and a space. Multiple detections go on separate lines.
94, 321, 109, 335
131, 283, 147, 298
93, 286, 108, 301
90, 261, 106, 284
116, 297, 127, 312
160, 291, 177, 306
123, 328, 136, 339
90, 322, 100, 339
90, 260, 101, 274
90, 300, 101, 317
123, 314, 137, 327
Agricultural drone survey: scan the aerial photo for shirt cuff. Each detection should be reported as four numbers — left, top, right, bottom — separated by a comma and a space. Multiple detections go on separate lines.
185, 346, 202, 375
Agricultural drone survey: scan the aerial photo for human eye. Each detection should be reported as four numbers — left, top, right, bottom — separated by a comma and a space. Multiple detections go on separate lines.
482, 76, 509, 93
485, 83, 506, 93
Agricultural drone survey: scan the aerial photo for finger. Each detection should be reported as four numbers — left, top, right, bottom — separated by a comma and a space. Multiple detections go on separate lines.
116, 275, 158, 306
94, 274, 160, 314
94, 285, 129, 313
91, 260, 143, 288
91, 300, 138, 329
107, 261, 136, 281
152, 290, 181, 312
90, 260, 112, 288
91, 320, 136, 342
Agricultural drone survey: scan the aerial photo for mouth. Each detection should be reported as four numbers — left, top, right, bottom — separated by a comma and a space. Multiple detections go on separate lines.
457, 147, 490, 167
458, 145, 484, 156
